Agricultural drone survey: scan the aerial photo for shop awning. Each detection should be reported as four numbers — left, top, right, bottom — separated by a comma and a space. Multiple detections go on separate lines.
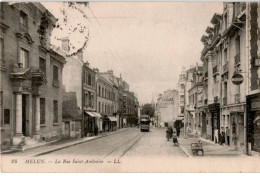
85, 111, 96, 117
175, 117, 184, 121
108, 116, 117, 122
92, 112, 102, 118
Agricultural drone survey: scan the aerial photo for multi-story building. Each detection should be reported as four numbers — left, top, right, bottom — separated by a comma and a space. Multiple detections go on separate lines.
100, 70, 120, 128
156, 90, 179, 127
246, 2, 260, 156
187, 65, 203, 136
0, 3, 66, 149
96, 71, 116, 132
59, 38, 83, 138
177, 67, 186, 119
199, 3, 248, 153
82, 62, 99, 136
123, 91, 136, 126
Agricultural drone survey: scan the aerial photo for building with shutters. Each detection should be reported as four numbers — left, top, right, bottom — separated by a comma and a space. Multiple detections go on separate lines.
0, 3, 66, 149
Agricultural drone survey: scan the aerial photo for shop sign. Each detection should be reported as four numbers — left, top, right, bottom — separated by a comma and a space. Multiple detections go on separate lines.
251, 101, 260, 110
229, 105, 244, 112
231, 73, 243, 85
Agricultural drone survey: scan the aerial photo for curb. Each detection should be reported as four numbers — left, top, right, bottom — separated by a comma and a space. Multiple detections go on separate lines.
34, 128, 129, 156
178, 139, 192, 158
0, 128, 129, 155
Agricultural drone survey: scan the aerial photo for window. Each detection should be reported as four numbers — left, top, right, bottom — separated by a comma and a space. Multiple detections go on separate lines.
224, 49, 227, 63
98, 102, 101, 112
85, 93, 88, 107
91, 94, 94, 108
4, 109, 10, 124
102, 103, 104, 113
20, 48, 29, 68
20, 11, 28, 30
99, 86, 101, 96
40, 98, 45, 124
102, 88, 104, 97
92, 76, 95, 87
88, 91, 91, 107
85, 71, 87, 84
224, 13, 228, 30
39, 57, 46, 75
53, 100, 58, 124
53, 65, 59, 82
0, 92, 2, 126
88, 74, 91, 86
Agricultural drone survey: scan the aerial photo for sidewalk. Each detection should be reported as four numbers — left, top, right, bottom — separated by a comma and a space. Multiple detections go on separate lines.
1, 127, 129, 156
178, 132, 244, 158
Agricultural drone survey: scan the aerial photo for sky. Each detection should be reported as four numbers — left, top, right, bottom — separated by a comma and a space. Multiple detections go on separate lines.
43, 2, 223, 105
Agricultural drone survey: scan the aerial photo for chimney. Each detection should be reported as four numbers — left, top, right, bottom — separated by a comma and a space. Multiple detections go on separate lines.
61, 37, 70, 52
84, 61, 89, 67
93, 68, 99, 72
77, 50, 83, 61
107, 70, 113, 76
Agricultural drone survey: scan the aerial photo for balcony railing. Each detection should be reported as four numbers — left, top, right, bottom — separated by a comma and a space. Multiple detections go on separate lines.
222, 62, 228, 74
234, 93, 240, 104
235, 53, 240, 66
223, 97, 227, 106
0, 59, 6, 71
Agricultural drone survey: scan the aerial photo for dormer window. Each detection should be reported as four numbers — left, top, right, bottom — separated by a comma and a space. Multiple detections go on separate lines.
20, 11, 28, 31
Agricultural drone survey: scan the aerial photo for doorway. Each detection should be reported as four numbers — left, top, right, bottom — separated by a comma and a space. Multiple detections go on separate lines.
65, 122, 70, 138
22, 94, 28, 136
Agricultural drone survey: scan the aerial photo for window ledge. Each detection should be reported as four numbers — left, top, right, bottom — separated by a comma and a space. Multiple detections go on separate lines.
40, 124, 46, 127
53, 123, 59, 126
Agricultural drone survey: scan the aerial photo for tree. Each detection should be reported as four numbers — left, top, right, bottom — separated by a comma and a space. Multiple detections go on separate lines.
141, 104, 155, 117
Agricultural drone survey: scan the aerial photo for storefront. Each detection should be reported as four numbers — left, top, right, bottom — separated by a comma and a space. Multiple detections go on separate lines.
208, 103, 220, 141
83, 111, 97, 137
108, 116, 118, 131
247, 93, 260, 154
198, 106, 208, 139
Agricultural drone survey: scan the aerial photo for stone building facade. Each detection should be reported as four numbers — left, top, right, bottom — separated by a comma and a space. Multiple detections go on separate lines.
0, 3, 66, 148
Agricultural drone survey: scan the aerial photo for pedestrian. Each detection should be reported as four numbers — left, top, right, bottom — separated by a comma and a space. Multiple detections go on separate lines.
94, 125, 98, 136
166, 127, 171, 141
169, 126, 173, 139
214, 127, 219, 144
226, 127, 230, 146
172, 130, 178, 146
220, 127, 225, 145
176, 127, 180, 138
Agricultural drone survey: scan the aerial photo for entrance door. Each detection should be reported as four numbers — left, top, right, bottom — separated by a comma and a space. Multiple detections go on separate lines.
22, 94, 27, 136
65, 122, 70, 137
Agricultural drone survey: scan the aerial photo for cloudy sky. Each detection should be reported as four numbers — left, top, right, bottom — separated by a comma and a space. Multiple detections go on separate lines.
43, 2, 223, 104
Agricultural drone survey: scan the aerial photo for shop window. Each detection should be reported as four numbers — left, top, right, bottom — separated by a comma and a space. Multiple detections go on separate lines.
20, 48, 29, 68
53, 100, 58, 124
40, 98, 45, 124
4, 109, 10, 124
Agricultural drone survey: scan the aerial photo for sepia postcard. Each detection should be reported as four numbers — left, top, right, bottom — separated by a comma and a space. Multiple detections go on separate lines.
0, 1, 260, 173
